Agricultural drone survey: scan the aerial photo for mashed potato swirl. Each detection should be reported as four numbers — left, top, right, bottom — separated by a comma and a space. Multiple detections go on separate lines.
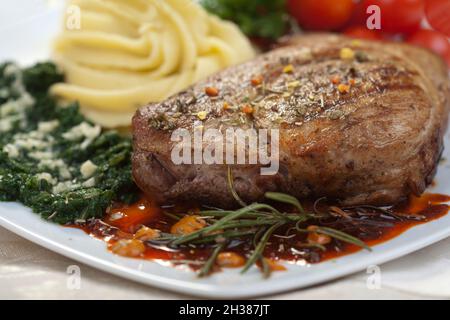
52, 0, 255, 127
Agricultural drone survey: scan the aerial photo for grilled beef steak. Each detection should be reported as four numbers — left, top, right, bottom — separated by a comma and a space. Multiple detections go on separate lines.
132, 34, 449, 207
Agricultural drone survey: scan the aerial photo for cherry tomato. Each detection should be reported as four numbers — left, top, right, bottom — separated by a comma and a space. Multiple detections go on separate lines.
343, 26, 383, 40
407, 29, 450, 66
352, 0, 425, 34
287, 0, 355, 31
425, 0, 450, 37
348, 0, 368, 26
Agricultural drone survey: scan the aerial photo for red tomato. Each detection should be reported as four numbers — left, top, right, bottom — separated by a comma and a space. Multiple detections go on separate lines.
407, 29, 450, 66
348, 0, 368, 27
287, 0, 355, 31
425, 0, 450, 37
343, 26, 383, 40
353, 0, 425, 34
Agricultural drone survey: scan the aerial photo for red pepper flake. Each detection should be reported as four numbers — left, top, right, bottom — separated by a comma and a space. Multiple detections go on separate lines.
205, 86, 219, 97
337, 84, 350, 94
349, 79, 356, 85
242, 104, 254, 114
330, 75, 340, 85
251, 75, 263, 86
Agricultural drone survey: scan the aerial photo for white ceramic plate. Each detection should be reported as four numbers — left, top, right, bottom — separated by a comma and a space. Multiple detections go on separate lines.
1, 1, 450, 298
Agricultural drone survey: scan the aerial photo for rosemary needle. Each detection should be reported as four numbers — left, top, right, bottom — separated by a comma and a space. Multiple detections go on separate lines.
241, 221, 284, 274
192, 230, 256, 245
261, 257, 271, 279
227, 167, 247, 207
265, 192, 305, 214
315, 227, 371, 251
162, 211, 182, 221
198, 243, 225, 277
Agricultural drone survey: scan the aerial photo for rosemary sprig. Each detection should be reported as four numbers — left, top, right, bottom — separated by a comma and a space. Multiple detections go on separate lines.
164, 167, 372, 277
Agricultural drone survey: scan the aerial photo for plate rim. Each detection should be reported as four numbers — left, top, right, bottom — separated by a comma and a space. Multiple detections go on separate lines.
2, 205, 450, 299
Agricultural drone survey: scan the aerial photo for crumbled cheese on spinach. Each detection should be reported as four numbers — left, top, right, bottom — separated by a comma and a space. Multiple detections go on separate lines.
80, 160, 97, 179
3, 144, 19, 158
82, 177, 96, 188
0, 63, 34, 133
62, 121, 101, 149
38, 120, 59, 133
35, 172, 57, 185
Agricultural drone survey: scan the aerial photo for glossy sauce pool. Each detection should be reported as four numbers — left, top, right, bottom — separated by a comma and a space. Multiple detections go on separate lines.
321, 193, 450, 260
71, 193, 450, 272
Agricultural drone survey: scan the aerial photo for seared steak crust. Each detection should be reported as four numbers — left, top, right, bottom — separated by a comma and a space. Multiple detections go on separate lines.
133, 34, 449, 207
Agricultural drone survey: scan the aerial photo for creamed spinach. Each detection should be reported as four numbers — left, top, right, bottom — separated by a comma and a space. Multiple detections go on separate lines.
0, 62, 138, 224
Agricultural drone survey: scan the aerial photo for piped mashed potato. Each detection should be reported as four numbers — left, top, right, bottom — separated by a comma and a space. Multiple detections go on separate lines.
51, 0, 255, 127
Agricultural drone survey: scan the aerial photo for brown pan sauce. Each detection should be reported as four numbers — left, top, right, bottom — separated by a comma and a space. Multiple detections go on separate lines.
71, 193, 450, 273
